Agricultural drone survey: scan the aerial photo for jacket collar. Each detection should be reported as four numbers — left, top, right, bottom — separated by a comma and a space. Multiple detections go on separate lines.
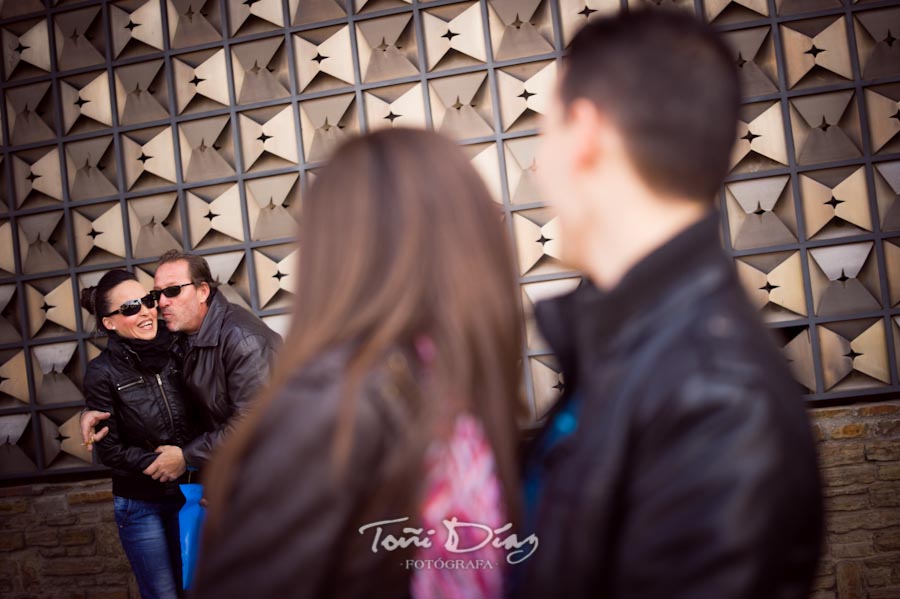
106, 333, 138, 367
535, 211, 730, 388
192, 289, 226, 348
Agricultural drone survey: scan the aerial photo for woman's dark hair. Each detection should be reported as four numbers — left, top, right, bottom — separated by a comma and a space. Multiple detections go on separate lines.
204, 128, 525, 536
79, 269, 139, 331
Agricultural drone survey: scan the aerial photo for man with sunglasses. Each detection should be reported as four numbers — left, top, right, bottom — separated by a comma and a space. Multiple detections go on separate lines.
81, 250, 282, 482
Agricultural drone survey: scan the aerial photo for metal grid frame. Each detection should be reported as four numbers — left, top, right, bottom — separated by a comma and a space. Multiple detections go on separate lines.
714, 0, 900, 404
0, 0, 898, 481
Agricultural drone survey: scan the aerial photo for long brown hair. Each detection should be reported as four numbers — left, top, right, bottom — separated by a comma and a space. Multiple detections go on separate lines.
204, 128, 524, 534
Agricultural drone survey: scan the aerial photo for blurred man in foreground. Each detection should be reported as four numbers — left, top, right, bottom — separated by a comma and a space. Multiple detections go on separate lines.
516, 10, 823, 598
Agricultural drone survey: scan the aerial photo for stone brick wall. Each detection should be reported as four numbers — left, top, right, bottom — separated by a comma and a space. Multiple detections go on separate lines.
1, 401, 899, 598
0, 479, 137, 599
810, 402, 900, 599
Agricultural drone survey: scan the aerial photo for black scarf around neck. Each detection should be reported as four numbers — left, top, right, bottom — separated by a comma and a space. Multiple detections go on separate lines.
119, 326, 173, 374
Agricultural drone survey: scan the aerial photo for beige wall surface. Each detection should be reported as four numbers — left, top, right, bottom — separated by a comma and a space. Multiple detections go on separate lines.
0, 0, 898, 480
0, 2, 899, 597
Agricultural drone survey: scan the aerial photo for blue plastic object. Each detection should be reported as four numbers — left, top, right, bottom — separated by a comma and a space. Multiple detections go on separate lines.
179, 481, 206, 590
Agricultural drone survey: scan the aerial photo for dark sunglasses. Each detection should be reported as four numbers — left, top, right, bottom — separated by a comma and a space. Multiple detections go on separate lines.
104, 293, 156, 317
151, 282, 195, 301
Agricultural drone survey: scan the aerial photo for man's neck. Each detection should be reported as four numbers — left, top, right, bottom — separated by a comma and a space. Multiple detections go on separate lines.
581, 189, 711, 291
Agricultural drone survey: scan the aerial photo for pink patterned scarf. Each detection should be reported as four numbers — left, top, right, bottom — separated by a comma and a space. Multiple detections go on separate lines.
411, 412, 507, 599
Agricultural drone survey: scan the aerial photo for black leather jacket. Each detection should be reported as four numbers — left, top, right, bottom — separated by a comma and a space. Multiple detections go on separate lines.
516, 214, 823, 599
84, 331, 203, 500
193, 345, 415, 599
177, 290, 282, 467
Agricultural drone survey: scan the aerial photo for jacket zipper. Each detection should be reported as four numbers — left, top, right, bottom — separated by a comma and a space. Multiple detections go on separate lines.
116, 377, 144, 391
156, 374, 177, 442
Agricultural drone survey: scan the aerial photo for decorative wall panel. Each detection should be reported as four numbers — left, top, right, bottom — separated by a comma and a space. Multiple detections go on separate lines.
1, 0, 898, 480
61, 71, 113, 134
731, 100, 789, 173
723, 25, 778, 97
423, 2, 486, 70
854, 6, 900, 79
5, 82, 56, 145
735, 250, 807, 322
429, 71, 493, 140
172, 48, 230, 114
294, 26, 354, 92
819, 318, 890, 391
780, 15, 852, 90
724, 175, 797, 250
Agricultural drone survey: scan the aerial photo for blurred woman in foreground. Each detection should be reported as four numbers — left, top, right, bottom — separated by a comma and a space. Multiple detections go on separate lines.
194, 129, 525, 599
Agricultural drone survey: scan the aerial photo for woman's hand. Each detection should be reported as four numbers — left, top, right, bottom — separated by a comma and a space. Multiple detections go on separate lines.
143, 445, 186, 482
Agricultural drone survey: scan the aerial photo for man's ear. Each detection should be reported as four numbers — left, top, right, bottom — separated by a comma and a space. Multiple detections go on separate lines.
196, 282, 211, 304
568, 98, 605, 172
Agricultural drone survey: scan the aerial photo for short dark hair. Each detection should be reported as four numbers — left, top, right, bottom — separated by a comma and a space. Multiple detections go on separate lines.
158, 250, 218, 290
561, 10, 740, 201
79, 269, 138, 332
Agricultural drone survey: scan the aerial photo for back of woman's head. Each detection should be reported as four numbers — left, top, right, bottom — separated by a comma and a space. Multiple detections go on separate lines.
80, 269, 138, 332
296, 128, 524, 481
296, 129, 521, 388
208, 128, 524, 528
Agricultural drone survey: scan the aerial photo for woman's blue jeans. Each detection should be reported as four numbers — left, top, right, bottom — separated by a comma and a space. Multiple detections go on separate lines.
114, 495, 184, 599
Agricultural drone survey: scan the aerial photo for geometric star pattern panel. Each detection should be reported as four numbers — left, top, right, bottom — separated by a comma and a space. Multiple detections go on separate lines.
716, 1, 900, 409
1, 0, 899, 480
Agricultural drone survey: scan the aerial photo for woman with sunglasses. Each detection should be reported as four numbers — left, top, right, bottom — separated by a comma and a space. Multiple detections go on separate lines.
81, 269, 203, 599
